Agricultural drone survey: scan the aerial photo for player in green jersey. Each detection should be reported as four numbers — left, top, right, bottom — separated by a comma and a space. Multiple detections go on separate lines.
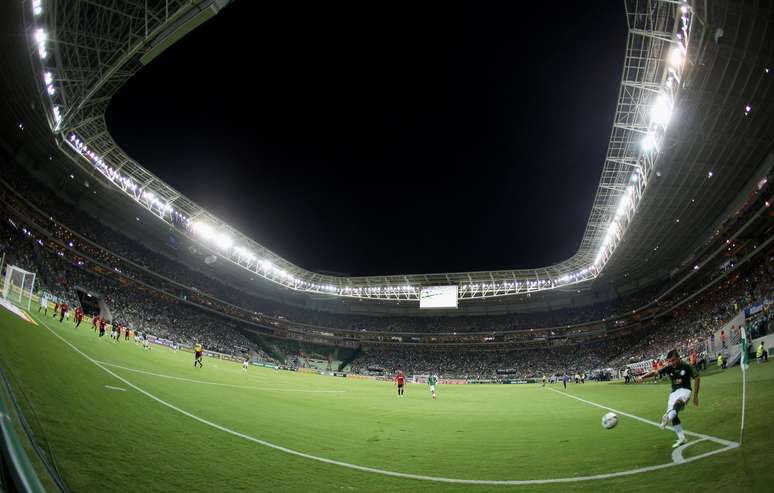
428, 374, 438, 400
636, 349, 700, 448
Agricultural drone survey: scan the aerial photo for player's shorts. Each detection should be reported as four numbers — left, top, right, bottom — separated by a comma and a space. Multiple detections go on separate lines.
667, 388, 692, 412
397, 383, 404, 388
195, 351, 203, 359
430, 385, 436, 392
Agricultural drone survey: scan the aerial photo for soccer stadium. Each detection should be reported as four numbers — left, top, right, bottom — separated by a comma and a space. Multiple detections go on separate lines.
0, 0, 773, 491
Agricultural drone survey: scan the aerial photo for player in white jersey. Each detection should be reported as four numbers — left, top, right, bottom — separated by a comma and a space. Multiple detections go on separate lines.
242, 356, 250, 373
38, 295, 48, 315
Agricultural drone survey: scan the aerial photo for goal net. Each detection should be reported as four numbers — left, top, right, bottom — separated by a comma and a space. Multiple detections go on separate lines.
1, 265, 36, 310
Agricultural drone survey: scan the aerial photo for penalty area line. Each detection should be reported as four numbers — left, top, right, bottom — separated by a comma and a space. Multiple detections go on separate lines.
35, 316, 738, 486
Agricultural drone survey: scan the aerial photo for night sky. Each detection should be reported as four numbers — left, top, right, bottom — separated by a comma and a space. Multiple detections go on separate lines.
107, 2, 626, 276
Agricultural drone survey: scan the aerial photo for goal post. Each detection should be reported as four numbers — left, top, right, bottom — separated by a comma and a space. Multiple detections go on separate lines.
1, 265, 36, 310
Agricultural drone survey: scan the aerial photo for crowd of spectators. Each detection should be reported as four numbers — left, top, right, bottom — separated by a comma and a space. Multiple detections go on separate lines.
0, 157, 672, 336
608, 256, 774, 368
349, 341, 624, 380
0, 215, 276, 361
0, 155, 771, 377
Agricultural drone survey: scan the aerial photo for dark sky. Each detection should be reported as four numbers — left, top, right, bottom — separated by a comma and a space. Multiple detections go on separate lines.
107, 1, 626, 276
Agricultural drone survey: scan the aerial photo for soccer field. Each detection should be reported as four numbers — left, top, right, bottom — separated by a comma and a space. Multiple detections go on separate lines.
0, 305, 772, 492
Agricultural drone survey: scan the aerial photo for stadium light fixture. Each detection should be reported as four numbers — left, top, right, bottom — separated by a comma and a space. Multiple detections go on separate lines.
32, 0, 43, 16
142, 191, 156, 203
193, 221, 215, 241
669, 47, 684, 68
34, 28, 47, 59
52, 106, 61, 128
215, 233, 233, 250
641, 133, 658, 152
650, 93, 672, 127
235, 247, 255, 260
615, 187, 634, 218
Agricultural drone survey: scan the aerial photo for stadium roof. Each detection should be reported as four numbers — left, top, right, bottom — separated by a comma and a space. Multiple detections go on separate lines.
5, 0, 774, 304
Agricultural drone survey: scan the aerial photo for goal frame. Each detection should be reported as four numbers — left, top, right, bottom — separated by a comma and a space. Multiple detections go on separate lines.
2, 265, 36, 311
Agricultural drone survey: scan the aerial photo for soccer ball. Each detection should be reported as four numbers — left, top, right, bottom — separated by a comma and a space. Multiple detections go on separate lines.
601, 412, 618, 429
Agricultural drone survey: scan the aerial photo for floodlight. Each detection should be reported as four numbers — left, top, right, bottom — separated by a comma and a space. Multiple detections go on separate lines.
215, 234, 233, 250
594, 251, 604, 266
615, 192, 631, 218
235, 247, 255, 260
193, 222, 215, 240
34, 28, 47, 58
650, 94, 672, 126
641, 133, 658, 152
669, 47, 684, 67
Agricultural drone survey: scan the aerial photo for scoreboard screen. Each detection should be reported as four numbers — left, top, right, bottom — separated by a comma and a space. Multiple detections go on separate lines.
419, 285, 458, 309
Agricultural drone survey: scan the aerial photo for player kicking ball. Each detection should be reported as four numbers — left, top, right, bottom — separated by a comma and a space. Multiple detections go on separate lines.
636, 349, 700, 448
428, 374, 438, 400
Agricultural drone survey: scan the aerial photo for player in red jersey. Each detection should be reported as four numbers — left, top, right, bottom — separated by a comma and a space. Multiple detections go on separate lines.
98, 317, 107, 337
59, 302, 68, 323
92, 314, 99, 331
395, 371, 406, 397
74, 307, 84, 328
113, 323, 123, 343
53, 302, 60, 319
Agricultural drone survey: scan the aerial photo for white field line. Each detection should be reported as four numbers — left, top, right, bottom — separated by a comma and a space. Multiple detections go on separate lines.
104, 385, 126, 392
95, 361, 345, 393
740, 365, 747, 445
546, 387, 739, 447
672, 438, 707, 464
37, 317, 739, 486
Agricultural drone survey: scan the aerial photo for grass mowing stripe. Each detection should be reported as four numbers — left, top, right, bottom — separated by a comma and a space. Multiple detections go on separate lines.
95, 361, 346, 393
31, 313, 744, 487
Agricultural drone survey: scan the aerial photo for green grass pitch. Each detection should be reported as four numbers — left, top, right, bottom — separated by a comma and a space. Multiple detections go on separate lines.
0, 305, 772, 492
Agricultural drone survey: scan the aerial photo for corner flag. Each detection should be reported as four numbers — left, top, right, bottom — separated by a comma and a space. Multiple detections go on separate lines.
740, 325, 749, 372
